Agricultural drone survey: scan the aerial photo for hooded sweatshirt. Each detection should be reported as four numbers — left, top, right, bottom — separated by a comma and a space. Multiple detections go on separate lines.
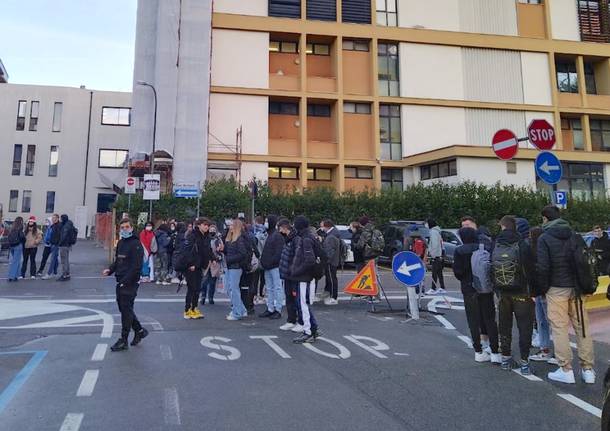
428, 226, 443, 258
452, 227, 479, 294
537, 218, 575, 290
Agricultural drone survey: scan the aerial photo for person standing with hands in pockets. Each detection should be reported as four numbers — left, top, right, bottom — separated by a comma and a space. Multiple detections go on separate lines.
103, 218, 148, 352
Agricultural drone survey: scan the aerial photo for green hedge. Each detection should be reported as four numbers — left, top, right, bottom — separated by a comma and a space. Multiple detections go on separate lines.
114, 179, 608, 232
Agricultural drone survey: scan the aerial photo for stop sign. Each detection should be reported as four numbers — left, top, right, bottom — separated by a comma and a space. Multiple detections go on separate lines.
126, 177, 135, 186
492, 129, 519, 160
528, 119, 556, 150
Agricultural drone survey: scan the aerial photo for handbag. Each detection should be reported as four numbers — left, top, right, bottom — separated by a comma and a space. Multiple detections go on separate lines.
215, 273, 226, 295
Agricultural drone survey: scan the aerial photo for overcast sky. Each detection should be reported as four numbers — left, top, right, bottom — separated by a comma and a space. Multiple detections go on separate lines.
0, 0, 137, 92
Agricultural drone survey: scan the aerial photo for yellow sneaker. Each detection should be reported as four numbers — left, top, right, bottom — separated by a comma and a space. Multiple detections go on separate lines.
191, 308, 204, 320
183, 310, 193, 320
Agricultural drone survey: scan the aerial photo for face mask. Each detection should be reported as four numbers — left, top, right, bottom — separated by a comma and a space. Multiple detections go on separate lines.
264, 222, 269, 229
145, 226, 153, 231
170, 226, 176, 231
120, 229, 133, 239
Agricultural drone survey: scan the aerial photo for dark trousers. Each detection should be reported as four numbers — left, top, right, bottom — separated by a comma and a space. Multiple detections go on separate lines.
324, 265, 339, 299
256, 270, 265, 296
284, 279, 300, 324
38, 246, 51, 274
200, 271, 217, 303
463, 291, 499, 354
116, 284, 142, 340
185, 269, 203, 311
498, 294, 535, 361
431, 257, 445, 290
21, 247, 38, 277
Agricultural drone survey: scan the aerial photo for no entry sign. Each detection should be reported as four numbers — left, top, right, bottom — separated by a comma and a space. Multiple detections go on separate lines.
528, 119, 556, 151
492, 129, 519, 160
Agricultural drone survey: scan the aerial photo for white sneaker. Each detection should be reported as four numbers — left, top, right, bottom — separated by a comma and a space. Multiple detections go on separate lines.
42, 275, 50, 280
171, 277, 180, 284
437, 288, 447, 294
279, 322, 295, 331
490, 353, 502, 364
547, 357, 559, 366
226, 314, 240, 321
327, 298, 339, 305
162, 281, 170, 286
581, 369, 596, 384
483, 346, 492, 355
529, 350, 551, 362
425, 289, 437, 295
31, 276, 36, 280
323, 297, 332, 305
156, 280, 161, 285
548, 367, 576, 384
291, 324, 304, 333
475, 351, 491, 362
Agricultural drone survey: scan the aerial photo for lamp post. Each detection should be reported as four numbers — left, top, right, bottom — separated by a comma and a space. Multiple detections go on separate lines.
136, 80, 157, 220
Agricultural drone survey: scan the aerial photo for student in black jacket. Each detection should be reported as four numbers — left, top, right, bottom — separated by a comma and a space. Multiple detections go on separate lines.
259, 215, 285, 319
183, 218, 213, 320
103, 218, 147, 352
591, 225, 610, 275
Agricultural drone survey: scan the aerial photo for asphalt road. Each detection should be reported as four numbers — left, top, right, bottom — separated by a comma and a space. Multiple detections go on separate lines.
0, 241, 605, 430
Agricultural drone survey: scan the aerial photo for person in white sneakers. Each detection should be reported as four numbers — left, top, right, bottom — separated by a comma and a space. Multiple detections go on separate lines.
321, 219, 342, 306
277, 219, 303, 333
425, 219, 446, 295
537, 205, 596, 384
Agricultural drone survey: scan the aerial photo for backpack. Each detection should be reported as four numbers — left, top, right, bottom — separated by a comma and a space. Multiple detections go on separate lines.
339, 238, 348, 267
173, 238, 197, 273
68, 225, 78, 246
255, 230, 267, 256
364, 229, 385, 258
242, 235, 255, 272
311, 237, 328, 280
568, 233, 599, 296
471, 244, 493, 294
413, 238, 426, 258
491, 242, 523, 292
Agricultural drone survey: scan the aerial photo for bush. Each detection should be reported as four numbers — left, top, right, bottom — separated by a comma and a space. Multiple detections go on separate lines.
113, 179, 607, 232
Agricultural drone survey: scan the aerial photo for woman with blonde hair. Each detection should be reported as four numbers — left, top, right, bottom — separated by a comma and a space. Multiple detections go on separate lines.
224, 218, 249, 320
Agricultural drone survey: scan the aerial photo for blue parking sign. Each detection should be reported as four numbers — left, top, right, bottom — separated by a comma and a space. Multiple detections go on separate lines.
554, 190, 568, 206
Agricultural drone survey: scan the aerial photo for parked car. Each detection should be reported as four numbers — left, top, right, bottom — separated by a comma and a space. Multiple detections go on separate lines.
379, 221, 429, 262
335, 225, 355, 265
603, 367, 610, 431
440, 228, 463, 266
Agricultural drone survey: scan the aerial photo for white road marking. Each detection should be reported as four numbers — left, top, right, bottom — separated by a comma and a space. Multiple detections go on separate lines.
433, 315, 456, 330
59, 413, 84, 431
160, 345, 173, 361
557, 393, 602, 418
457, 335, 473, 348
15, 315, 103, 329
393, 352, 410, 356
344, 335, 389, 359
512, 369, 543, 382
250, 336, 292, 359
164, 387, 182, 425
91, 344, 107, 362
76, 370, 99, 397
303, 337, 351, 359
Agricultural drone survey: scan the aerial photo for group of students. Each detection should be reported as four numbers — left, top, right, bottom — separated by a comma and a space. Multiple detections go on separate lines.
452, 205, 597, 385
5, 214, 77, 282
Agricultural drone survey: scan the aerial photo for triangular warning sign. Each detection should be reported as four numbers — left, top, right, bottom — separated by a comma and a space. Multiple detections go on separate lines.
343, 260, 379, 296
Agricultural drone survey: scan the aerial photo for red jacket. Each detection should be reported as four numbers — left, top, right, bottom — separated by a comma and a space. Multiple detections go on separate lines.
140, 230, 155, 255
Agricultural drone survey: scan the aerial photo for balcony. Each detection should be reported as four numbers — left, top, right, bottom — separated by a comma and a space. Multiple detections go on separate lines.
342, 39, 372, 96
306, 37, 337, 93
269, 37, 300, 91
268, 99, 301, 157
307, 102, 337, 159
343, 102, 375, 160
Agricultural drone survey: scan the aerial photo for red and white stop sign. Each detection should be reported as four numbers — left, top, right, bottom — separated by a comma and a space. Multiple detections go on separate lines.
127, 177, 135, 186
492, 129, 518, 160
528, 119, 556, 151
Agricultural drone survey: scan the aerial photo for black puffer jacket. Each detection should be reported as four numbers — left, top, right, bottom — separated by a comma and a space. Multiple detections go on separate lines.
185, 229, 212, 271
537, 218, 576, 291
279, 228, 297, 280
591, 232, 610, 274
225, 235, 249, 270
453, 227, 478, 295
260, 217, 285, 270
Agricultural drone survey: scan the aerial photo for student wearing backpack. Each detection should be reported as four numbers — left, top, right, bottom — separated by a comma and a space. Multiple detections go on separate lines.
492, 216, 536, 375
537, 205, 596, 384
154, 224, 172, 285
58, 214, 77, 281
355, 217, 384, 302
453, 227, 501, 364
426, 219, 446, 295
6, 217, 26, 282
321, 219, 342, 305
239, 223, 261, 315
350, 221, 365, 272
259, 215, 285, 318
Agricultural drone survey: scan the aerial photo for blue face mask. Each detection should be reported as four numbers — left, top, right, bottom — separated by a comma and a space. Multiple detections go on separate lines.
119, 229, 133, 239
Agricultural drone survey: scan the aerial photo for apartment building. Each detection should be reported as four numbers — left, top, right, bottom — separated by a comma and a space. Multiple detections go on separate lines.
198, 0, 610, 199
0, 84, 132, 234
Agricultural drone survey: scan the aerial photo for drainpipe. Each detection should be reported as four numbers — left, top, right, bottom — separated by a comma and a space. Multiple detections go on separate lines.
83, 91, 93, 206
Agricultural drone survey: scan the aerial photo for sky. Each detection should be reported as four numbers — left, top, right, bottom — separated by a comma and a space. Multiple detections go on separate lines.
0, 0, 138, 92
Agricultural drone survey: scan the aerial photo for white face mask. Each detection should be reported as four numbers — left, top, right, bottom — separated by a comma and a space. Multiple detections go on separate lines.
145, 226, 153, 231
264, 222, 269, 229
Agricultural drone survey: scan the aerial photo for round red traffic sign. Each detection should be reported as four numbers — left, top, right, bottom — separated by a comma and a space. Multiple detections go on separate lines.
528, 119, 556, 151
492, 129, 518, 160
126, 177, 135, 186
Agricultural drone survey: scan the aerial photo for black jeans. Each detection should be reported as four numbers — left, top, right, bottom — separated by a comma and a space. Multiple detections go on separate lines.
498, 294, 535, 361
431, 257, 445, 290
116, 284, 142, 340
284, 279, 300, 324
21, 247, 38, 277
38, 246, 51, 274
185, 269, 203, 311
463, 291, 499, 354
324, 265, 339, 299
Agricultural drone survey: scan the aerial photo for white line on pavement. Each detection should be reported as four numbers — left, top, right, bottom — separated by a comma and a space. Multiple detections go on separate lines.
511, 369, 543, 382
76, 370, 99, 397
59, 413, 84, 431
160, 345, 173, 361
91, 344, 107, 362
164, 387, 181, 425
393, 352, 410, 356
250, 336, 292, 359
457, 335, 473, 348
557, 393, 602, 418
433, 315, 456, 330
344, 335, 388, 359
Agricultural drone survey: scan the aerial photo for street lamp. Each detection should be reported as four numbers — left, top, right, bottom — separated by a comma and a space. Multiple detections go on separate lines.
136, 80, 158, 220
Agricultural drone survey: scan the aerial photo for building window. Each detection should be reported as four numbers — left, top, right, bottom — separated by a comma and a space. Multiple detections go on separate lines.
381, 168, 403, 190
12, 144, 22, 176
268, 166, 299, 179
556, 61, 578, 93
380, 104, 401, 161
378, 43, 399, 96
29, 101, 39, 131
344, 102, 371, 114
585, 62, 597, 94
16, 100, 26, 131
561, 118, 584, 151
306, 43, 330, 55
45, 191, 55, 213
99, 149, 128, 168
52, 102, 63, 132
22, 190, 32, 213
25, 145, 36, 176
307, 167, 332, 181
101, 107, 131, 126
345, 166, 373, 179
538, 162, 605, 200
590, 119, 610, 151
97, 193, 116, 213
269, 0, 301, 19
519, 0, 541, 4
507, 162, 517, 174
269, 41, 298, 53
307, 0, 336, 21
9, 190, 18, 212
342, 40, 370, 51
420, 160, 458, 180
307, 104, 331, 117
578, 0, 610, 43
269, 101, 299, 115
49, 146, 59, 177
376, 0, 397, 26
342, 0, 371, 24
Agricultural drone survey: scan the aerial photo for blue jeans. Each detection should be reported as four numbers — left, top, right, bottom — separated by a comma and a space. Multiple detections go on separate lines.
226, 268, 247, 318
201, 271, 217, 302
264, 268, 284, 313
47, 245, 59, 276
8, 244, 23, 280
535, 296, 551, 350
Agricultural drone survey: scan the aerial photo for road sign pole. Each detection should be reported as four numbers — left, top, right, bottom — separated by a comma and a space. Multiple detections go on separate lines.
128, 194, 131, 212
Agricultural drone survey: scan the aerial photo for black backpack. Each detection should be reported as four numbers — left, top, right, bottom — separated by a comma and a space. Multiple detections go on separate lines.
311, 237, 328, 280
568, 233, 599, 296
68, 225, 78, 246
173, 237, 197, 273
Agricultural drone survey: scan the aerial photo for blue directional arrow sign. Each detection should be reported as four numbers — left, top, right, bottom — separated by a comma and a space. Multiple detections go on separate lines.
392, 251, 426, 287
174, 189, 199, 198
535, 151, 563, 185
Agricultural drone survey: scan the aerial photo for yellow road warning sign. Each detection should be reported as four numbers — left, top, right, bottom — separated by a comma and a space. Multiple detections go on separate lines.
343, 260, 379, 296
